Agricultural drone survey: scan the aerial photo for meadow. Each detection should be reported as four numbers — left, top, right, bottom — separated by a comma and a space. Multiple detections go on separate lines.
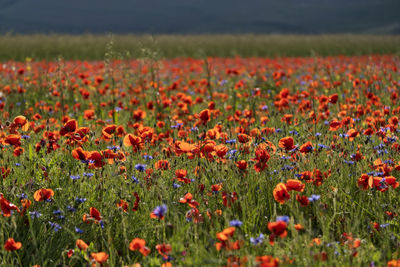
0, 34, 400, 60
0, 35, 399, 266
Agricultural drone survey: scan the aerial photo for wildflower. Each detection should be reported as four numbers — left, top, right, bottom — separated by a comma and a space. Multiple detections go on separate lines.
285, 179, 305, 192
309, 195, 321, 202
48, 221, 61, 232
33, 188, 54, 202
150, 204, 167, 220
276, 216, 289, 223
4, 238, 22, 251
278, 136, 296, 151
250, 233, 264, 245
273, 183, 290, 204
229, 220, 243, 227
268, 220, 288, 245
235, 160, 247, 170
135, 164, 147, 172
129, 238, 151, 256
76, 239, 89, 251
156, 243, 172, 260
91, 252, 109, 264
0, 194, 20, 217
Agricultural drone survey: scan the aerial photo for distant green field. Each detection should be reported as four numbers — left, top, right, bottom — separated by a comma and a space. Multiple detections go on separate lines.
0, 34, 399, 61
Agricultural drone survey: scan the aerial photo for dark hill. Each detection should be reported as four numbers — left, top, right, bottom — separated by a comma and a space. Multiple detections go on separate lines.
0, 0, 399, 34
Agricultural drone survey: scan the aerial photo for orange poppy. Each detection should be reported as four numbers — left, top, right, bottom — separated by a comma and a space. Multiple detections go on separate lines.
4, 238, 22, 251
33, 188, 54, 202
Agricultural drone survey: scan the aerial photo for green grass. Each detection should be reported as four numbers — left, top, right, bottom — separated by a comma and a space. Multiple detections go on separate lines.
0, 34, 399, 61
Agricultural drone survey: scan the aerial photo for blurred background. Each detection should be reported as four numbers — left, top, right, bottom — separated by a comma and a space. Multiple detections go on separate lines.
0, 0, 399, 60
1, 0, 399, 34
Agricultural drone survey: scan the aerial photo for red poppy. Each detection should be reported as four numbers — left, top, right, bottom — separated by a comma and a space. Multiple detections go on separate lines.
76, 239, 89, 251
278, 137, 295, 151
273, 183, 290, 204
91, 252, 109, 264
0, 194, 20, 217
60, 119, 78, 136
129, 238, 151, 256
33, 188, 54, 202
4, 238, 22, 251
285, 179, 305, 192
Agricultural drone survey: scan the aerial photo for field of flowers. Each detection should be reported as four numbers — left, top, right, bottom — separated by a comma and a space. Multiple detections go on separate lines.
0, 55, 400, 266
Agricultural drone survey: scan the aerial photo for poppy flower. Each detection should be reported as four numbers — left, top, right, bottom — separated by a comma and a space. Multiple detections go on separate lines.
33, 188, 54, 202
123, 134, 144, 152
72, 147, 89, 161
83, 207, 102, 223
198, 109, 211, 124
175, 169, 190, 183
273, 183, 290, 204
116, 200, 128, 212
129, 238, 151, 256
296, 194, 310, 207
4, 238, 22, 251
268, 221, 287, 245
76, 239, 89, 251
236, 160, 247, 170
278, 137, 295, 151
179, 192, 199, 208
0, 194, 20, 216
4, 134, 21, 147
255, 255, 279, 267
60, 119, 78, 136
155, 243, 172, 259
12, 115, 29, 131
347, 129, 359, 141
285, 179, 305, 192
91, 252, 109, 264
299, 142, 313, 154
155, 160, 170, 170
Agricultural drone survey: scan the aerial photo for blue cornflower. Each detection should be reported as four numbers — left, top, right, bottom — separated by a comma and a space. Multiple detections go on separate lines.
131, 175, 139, 184
250, 233, 264, 245
135, 164, 147, 172
29, 211, 42, 219
48, 221, 62, 232
17, 193, 28, 200
53, 210, 62, 215
107, 145, 120, 151
67, 205, 76, 212
229, 220, 243, 227
70, 175, 81, 180
308, 195, 321, 202
152, 204, 167, 219
226, 139, 237, 144
173, 183, 181, 189
75, 227, 84, 233
276, 216, 289, 223
75, 197, 87, 204
83, 172, 94, 177
143, 155, 153, 161
228, 149, 238, 155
